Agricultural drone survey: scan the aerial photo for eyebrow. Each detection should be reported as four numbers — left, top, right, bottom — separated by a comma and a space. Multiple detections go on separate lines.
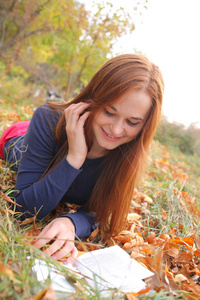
109, 105, 144, 121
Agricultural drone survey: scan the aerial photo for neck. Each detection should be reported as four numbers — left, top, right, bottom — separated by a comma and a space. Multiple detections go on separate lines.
87, 146, 108, 159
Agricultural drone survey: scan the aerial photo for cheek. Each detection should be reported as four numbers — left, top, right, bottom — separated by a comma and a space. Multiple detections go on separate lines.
127, 125, 143, 139
93, 112, 107, 126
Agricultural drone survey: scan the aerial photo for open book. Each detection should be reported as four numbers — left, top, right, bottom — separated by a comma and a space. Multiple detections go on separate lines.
33, 245, 153, 295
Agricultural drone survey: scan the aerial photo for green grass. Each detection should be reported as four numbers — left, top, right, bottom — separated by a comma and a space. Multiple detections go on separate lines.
140, 141, 200, 236
1, 89, 200, 298
0, 197, 123, 300
1, 145, 200, 299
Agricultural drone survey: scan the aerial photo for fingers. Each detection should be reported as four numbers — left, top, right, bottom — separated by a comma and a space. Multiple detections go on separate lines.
33, 218, 77, 262
65, 102, 90, 127
50, 240, 78, 262
64, 102, 91, 169
33, 223, 56, 249
66, 246, 79, 264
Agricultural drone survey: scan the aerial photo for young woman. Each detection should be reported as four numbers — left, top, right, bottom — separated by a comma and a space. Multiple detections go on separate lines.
0, 54, 164, 263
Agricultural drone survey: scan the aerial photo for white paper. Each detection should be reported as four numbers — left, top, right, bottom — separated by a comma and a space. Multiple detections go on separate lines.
32, 259, 76, 293
75, 245, 154, 293
32, 246, 154, 295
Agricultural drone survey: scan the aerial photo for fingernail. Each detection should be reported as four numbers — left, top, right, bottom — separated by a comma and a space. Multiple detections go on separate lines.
66, 257, 72, 264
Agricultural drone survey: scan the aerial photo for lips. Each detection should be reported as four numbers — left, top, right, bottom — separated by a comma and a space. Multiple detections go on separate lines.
101, 127, 121, 141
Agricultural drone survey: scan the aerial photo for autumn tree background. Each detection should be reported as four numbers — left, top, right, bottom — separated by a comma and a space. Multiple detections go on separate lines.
0, 0, 136, 103
1, 1, 200, 299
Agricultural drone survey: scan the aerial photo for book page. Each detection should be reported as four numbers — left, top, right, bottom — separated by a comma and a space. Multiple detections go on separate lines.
32, 246, 154, 294
33, 259, 76, 293
75, 245, 153, 293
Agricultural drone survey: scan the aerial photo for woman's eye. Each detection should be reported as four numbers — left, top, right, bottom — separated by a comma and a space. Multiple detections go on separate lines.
126, 120, 138, 127
104, 109, 114, 116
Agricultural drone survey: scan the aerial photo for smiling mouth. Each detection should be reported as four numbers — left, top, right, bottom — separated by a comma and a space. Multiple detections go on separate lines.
101, 128, 121, 141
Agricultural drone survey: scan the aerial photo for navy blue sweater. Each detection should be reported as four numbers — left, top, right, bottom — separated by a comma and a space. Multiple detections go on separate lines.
4, 105, 105, 238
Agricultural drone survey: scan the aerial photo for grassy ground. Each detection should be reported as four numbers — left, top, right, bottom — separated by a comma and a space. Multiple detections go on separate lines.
1, 101, 200, 299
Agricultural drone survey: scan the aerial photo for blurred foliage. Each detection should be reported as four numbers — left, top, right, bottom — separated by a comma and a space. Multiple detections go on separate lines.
0, 0, 138, 100
155, 116, 200, 157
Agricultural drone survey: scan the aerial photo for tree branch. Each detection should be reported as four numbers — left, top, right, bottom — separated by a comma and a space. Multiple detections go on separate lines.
0, 0, 52, 55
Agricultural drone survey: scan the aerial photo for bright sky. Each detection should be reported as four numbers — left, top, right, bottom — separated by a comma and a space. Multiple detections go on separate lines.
82, 0, 200, 127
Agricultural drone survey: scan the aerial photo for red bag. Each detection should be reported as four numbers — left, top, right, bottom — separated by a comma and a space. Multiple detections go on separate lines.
0, 120, 30, 159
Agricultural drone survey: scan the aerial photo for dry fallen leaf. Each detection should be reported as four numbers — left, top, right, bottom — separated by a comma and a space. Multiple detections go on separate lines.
126, 293, 139, 300
146, 232, 156, 244
122, 234, 144, 250
115, 230, 136, 243
0, 263, 20, 283
142, 195, 153, 204
196, 235, 200, 250
88, 228, 99, 240
0, 191, 22, 207
174, 274, 188, 283
34, 286, 56, 300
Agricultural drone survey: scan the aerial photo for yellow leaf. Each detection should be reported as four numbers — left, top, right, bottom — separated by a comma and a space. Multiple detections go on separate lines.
34, 286, 56, 300
174, 274, 188, 283
115, 230, 136, 243
0, 263, 20, 283
143, 195, 153, 203
127, 213, 141, 223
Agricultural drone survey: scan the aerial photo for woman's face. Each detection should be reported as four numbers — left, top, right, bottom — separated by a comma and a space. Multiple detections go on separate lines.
88, 89, 152, 158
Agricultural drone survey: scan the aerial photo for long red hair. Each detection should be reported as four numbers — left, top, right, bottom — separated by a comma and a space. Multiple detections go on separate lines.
47, 54, 164, 236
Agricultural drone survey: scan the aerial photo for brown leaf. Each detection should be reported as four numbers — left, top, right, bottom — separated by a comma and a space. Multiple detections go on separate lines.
0, 191, 22, 207
86, 239, 98, 251
146, 232, 155, 244
24, 216, 40, 245
77, 243, 88, 252
27, 218, 40, 238
0, 184, 12, 190
167, 245, 180, 258
147, 273, 161, 289
135, 256, 152, 269
115, 230, 136, 243
127, 213, 141, 223
142, 195, 153, 204
194, 249, 200, 258
122, 234, 144, 250
161, 208, 167, 220
134, 286, 152, 295
130, 251, 146, 260
181, 278, 200, 297
34, 286, 56, 300
177, 251, 193, 263
196, 235, 200, 250
182, 237, 194, 246
170, 237, 192, 251
174, 274, 188, 283
140, 243, 154, 255
0, 263, 14, 278
159, 234, 170, 242
0, 230, 8, 242
7, 209, 20, 215
150, 246, 164, 274
0, 263, 19, 283
88, 228, 99, 240
126, 294, 139, 300
106, 237, 116, 247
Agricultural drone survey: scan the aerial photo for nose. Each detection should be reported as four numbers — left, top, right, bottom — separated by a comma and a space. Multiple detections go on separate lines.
110, 120, 125, 136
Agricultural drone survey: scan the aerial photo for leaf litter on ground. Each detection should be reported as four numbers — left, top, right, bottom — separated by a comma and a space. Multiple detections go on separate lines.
1, 127, 200, 299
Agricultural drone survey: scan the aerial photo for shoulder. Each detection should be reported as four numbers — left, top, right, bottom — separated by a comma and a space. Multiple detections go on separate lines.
33, 104, 61, 121
33, 104, 62, 127
28, 104, 62, 138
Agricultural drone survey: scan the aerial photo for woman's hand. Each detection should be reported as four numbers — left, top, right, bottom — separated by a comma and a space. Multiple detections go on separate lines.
33, 218, 78, 264
64, 102, 90, 169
